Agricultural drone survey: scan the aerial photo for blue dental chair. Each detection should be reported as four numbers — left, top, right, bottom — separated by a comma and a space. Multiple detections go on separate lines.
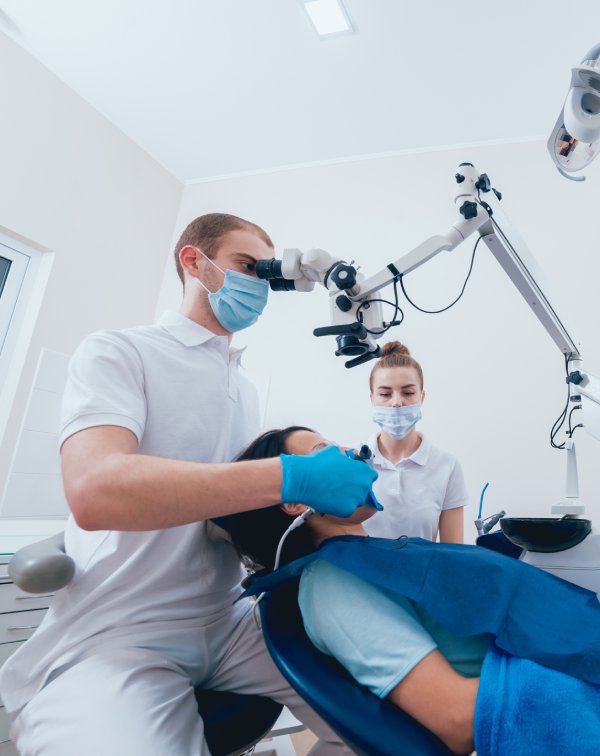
8, 533, 284, 756
255, 532, 520, 756
259, 577, 453, 756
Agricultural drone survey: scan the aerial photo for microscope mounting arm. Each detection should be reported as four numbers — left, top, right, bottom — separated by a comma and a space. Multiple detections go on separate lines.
256, 162, 600, 444
351, 163, 582, 358
357, 163, 600, 425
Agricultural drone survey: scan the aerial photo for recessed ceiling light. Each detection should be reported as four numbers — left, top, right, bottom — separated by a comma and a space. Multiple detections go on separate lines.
302, 0, 354, 38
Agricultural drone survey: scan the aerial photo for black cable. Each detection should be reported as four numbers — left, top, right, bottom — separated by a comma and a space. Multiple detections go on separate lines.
570, 423, 584, 437
568, 405, 578, 434
550, 402, 568, 449
398, 235, 483, 314
359, 190, 484, 328
550, 354, 573, 449
356, 277, 405, 336
568, 404, 583, 437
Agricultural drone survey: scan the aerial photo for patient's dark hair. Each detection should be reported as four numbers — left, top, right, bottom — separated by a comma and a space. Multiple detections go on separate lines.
218, 426, 316, 572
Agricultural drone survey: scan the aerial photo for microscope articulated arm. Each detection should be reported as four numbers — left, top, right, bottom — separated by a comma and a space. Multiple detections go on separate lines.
353, 163, 582, 361
352, 163, 600, 439
258, 163, 600, 426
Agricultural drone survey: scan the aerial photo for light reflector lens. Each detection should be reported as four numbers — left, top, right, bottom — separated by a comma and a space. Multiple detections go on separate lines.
303, 0, 352, 37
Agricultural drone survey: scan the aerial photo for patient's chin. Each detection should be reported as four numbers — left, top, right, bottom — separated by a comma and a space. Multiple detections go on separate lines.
351, 505, 377, 524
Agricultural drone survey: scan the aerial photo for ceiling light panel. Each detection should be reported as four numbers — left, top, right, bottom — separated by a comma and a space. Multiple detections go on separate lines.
302, 0, 354, 38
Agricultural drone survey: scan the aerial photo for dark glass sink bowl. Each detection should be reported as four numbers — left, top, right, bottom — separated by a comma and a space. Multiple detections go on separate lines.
500, 517, 592, 553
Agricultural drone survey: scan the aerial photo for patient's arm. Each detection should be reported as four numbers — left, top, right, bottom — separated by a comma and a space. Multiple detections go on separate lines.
388, 649, 477, 754
299, 559, 477, 754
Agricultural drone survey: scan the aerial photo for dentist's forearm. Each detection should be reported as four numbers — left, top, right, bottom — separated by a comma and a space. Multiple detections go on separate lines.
65, 451, 283, 531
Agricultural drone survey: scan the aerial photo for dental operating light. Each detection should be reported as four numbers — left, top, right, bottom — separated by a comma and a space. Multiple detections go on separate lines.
548, 43, 600, 180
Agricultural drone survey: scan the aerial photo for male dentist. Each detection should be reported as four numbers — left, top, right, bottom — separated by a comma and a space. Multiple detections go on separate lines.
0, 213, 376, 755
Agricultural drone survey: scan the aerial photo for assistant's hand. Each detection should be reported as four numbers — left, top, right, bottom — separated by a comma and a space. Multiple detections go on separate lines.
280, 445, 378, 517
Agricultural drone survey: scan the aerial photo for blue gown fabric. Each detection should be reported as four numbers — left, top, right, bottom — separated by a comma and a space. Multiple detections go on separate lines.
242, 535, 600, 684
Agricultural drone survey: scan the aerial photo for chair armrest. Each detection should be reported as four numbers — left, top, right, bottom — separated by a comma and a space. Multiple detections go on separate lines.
8, 531, 75, 594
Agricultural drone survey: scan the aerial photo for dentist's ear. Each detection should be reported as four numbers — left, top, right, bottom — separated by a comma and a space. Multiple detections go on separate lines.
281, 503, 308, 517
179, 245, 204, 277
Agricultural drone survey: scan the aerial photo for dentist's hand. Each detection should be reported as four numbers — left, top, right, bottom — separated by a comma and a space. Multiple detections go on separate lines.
280, 445, 378, 517
344, 449, 384, 510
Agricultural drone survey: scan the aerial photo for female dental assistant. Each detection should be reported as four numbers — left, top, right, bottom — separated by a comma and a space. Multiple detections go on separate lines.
363, 341, 467, 543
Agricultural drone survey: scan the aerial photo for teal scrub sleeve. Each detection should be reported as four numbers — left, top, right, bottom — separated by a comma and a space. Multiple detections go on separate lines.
298, 559, 437, 698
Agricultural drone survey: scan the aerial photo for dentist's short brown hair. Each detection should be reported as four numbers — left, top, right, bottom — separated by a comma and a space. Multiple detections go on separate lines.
173, 213, 273, 285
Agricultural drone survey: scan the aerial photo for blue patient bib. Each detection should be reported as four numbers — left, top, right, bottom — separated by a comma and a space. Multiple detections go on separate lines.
243, 536, 600, 685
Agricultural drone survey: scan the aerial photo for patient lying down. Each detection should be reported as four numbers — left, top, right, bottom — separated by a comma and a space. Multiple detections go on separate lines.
219, 426, 600, 756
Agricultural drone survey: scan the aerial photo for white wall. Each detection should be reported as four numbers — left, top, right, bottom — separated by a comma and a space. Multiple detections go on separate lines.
2, 350, 70, 519
158, 141, 600, 541
0, 33, 183, 509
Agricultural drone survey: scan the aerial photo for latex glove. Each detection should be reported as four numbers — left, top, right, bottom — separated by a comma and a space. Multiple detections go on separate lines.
364, 488, 384, 511
344, 449, 384, 510
280, 445, 378, 518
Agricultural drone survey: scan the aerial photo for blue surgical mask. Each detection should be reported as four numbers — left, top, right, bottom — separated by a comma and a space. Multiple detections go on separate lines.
372, 404, 422, 440
195, 251, 269, 332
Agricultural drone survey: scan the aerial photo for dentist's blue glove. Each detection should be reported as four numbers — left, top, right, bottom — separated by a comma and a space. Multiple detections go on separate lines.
344, 449, 384, 510
280, 445, 378, 518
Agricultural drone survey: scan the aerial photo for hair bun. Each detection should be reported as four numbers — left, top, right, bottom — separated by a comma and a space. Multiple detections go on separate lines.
381, 340, 410, 357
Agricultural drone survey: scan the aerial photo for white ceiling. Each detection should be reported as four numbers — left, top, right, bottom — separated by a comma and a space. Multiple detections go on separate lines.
2, 0, 600, 182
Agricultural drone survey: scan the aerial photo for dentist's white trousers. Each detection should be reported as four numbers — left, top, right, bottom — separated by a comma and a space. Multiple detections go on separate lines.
9, 605, 352, 756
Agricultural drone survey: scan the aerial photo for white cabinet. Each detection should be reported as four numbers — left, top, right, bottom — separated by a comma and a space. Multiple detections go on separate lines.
0, 521, 62, 755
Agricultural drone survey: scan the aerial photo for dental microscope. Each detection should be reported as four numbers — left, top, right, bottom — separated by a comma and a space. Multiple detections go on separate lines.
255, 158, 600, 596
254, 44, 600, 595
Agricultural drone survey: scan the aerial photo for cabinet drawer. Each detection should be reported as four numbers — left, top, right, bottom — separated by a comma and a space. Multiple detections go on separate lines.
0, 555, 12, 584
0, 610, 46, 643
0, 583, 54, 614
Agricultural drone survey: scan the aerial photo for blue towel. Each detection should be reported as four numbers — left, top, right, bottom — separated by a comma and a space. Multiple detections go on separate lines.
475, 642, 600, 755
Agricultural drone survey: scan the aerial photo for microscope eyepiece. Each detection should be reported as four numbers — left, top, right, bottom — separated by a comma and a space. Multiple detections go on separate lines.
255, 258, 283, 280
256, 258, 297, 291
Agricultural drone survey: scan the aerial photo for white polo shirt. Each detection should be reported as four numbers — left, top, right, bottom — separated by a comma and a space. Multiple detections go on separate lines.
363, 431, 467, 541
0, 310, 261, 713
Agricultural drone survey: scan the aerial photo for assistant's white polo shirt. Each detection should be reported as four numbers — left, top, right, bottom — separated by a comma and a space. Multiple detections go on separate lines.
363, 431, 467, 541
0, 310, 261, 713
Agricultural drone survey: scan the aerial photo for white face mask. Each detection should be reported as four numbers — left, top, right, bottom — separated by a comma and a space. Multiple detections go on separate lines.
372, 404, 422, 440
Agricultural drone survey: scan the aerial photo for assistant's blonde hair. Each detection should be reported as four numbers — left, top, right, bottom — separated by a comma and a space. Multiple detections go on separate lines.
369, 341, 424, 392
